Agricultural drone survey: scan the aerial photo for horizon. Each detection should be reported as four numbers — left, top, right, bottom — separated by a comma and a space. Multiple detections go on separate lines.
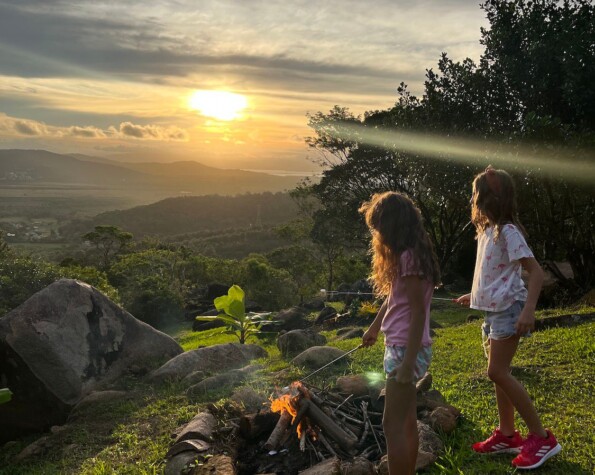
0, 0, 487, 171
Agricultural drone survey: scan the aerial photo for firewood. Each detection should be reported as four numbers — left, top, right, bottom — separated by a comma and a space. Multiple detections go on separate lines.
264, 410, 292, 450
300, 399, 358, 452
239, 411, 277, 440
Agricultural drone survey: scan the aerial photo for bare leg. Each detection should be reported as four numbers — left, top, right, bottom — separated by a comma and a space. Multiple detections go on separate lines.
383, 378, 417, 475
488, 339, 515, 435
488, 337, 547, 437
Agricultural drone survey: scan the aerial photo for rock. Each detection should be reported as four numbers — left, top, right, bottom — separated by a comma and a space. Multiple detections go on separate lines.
0, 279, 182, 443
416, 372, 433, 392
335, 374, 369, 397
417, 420, 444, 454
182, 371, 207, 386
291, 346, 347, 369
277, 329, 327, 358
426, 406, 458, 433
165, 450, 200, 475
376, 455, 388, 475
301, 298, 326, 311
150, 343, 267, 383
261, 307, 309, 332
339, 456, 375, 475
416, 450, 438, 471
190, 454, 235, 475
376, 444, 439, 472
315, 306, 338, 325
230, 386, 269, 413
14, 435, 52, 462
299, 456, 340, 475
187, 365, 261, 399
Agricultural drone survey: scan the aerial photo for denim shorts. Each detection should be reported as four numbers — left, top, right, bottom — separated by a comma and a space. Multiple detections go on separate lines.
384, 345, 432, 382
482, 300, 529, 341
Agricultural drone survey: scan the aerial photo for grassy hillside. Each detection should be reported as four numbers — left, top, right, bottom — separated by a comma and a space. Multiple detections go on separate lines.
1, 305, 592, 474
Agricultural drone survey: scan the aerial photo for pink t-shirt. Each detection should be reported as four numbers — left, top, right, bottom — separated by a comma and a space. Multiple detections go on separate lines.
471, 224, 533, 312
381, 249, 434, 347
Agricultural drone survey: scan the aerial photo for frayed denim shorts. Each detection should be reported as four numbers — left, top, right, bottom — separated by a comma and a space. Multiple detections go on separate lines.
384, 345, 432, 382
482, 300, 529, 340
481, 301, 529, 354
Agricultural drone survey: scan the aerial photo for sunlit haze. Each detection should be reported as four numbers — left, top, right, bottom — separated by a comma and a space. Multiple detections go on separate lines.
188, 91, 248, 121
0, 1, 487, 170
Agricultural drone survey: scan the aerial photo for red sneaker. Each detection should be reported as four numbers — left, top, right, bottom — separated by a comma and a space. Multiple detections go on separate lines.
472, 428, 523, 454
512, 430, 561, 470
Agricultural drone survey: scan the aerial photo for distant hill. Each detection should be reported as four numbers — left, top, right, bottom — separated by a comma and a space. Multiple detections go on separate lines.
0, 149, 303, 196
0, 149, 146, 186
61, 192, 300, 239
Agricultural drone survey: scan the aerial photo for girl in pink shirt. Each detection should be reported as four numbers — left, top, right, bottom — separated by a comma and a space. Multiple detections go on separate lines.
456, 166, 560, 470
359, 192, 440, 475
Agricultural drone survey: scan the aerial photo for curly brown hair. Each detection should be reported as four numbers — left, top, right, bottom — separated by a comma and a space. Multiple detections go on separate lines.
471, 166, 526, 241
359, 191, 440, 296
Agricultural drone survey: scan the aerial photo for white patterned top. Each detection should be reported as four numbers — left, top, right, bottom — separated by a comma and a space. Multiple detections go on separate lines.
471, 224, 533, 312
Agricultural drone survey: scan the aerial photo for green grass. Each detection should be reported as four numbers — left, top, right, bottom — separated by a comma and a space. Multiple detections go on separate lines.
1, 305, 593, 474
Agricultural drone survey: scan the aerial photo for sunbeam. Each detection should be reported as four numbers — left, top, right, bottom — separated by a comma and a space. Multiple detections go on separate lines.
323, 122, 595, 184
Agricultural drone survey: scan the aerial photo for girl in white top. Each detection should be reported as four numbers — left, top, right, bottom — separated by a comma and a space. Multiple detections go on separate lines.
456, 166, 561, 470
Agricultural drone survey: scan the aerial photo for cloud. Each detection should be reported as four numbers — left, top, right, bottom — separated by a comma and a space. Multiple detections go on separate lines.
0, 113, 188, 141
117, 122, 189, 141
13, 119, 49, 136
66, 125, 106, 138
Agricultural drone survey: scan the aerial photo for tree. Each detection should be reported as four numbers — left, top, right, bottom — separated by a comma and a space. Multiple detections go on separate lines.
82, 225, 133, 270
303, 0, 594, 289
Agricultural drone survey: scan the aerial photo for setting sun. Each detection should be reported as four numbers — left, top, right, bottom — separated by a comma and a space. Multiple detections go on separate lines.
188, 90, 248, 121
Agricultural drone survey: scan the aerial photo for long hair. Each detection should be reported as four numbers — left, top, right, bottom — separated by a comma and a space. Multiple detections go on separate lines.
359, 191, 440, 296
471, 165, 526, 241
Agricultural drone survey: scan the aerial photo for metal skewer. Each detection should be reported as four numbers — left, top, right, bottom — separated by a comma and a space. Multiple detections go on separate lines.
299, 344, 363, 383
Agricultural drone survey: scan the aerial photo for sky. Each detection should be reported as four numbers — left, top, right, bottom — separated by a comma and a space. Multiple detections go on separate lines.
0, 0, 487, 171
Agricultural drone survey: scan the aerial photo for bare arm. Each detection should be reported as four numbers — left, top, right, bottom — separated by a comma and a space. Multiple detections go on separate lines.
362, 298, 387, 347
393, 275, 426, 383
516, 257, 543, 335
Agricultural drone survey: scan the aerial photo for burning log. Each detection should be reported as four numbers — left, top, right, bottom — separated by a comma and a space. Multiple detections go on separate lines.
299, 399, 358, 452
239, 412, 278, 440
264, 410, 292, 451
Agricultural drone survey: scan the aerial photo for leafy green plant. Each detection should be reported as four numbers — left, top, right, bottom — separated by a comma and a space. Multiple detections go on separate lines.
195, 285, 272, 344
358, 300, 380, 318
0, 388, 12, 405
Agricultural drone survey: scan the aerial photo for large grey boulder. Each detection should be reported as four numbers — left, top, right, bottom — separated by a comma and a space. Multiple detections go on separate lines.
291, 346, 346, 369
261, 306, 309, 332
149, 343, 267, 383
0, 279, 183, 443
277, 329, 327, 358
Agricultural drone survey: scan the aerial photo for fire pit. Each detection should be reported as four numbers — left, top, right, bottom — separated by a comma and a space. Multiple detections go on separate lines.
235, 381, 385, 474
165, 372, 460, 475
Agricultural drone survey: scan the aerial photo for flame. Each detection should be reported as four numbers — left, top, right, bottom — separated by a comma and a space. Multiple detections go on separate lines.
270, 381, 307, 438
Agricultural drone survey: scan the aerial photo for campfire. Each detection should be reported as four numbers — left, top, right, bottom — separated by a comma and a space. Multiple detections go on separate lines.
165, 372, 459, 474
236, 380, 386, 474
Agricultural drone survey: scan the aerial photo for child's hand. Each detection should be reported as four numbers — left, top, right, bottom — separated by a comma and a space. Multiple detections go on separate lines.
454, 293, 471, 306
362, 328, 379, 347
515, 307, 535, 335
